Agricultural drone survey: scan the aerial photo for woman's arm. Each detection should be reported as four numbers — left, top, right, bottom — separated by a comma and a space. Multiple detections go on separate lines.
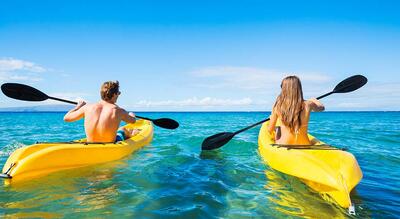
268, 107, 278, 133
307, 98, 325, 112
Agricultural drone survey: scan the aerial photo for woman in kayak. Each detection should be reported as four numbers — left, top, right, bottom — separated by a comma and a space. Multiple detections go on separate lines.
268, 76, 325, 145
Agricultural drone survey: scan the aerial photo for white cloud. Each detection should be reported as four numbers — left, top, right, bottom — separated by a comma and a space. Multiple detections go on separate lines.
47, 92, 89, 104
0, 72, 44, 82
133, 97, 253, 108
327, 82, 400, 110
191, 66, 331, 90
0, 58, 46, 73
183, 66, 400, 111
0, 57, 48, 82
5, 75, 42, 82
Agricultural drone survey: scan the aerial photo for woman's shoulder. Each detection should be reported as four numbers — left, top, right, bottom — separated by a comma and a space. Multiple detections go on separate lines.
303, 100, 314, 112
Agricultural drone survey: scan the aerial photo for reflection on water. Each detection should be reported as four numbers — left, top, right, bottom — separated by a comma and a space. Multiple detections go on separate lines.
264, 169, 349, 218
2, 160, 127, 218
1, 112, 399, 218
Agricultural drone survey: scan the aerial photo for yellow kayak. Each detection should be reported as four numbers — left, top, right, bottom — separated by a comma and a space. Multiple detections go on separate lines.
258, 121, 362, 208
1, 119, 153, 184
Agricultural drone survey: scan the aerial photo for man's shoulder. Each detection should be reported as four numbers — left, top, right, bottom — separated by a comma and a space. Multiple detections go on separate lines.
85, 103, 100, 109
104, 103, 125, 112
116, 107, 127, 114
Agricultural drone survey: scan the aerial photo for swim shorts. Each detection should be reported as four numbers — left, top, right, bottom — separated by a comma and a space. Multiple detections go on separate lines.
115, 130, 126, 142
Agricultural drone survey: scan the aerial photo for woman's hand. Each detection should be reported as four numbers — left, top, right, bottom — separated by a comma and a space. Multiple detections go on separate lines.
308, 98, 325, 112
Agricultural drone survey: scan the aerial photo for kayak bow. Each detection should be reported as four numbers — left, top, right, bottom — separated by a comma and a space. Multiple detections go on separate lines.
258, 121, 363, 208
1, 119, 153, 184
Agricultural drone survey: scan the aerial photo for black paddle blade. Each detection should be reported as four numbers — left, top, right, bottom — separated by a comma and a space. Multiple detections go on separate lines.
201, 132, 235, 150
1, 83, 48, 101
152, 118, 179, 129
333, 75, 368, 93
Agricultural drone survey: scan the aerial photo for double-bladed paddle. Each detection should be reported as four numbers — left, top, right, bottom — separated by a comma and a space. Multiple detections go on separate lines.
1, 83, 179, 129
201, 75, 368, 150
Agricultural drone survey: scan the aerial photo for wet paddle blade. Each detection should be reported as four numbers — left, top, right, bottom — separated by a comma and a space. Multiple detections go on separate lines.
201, 132, 235, 150
1, 83, 48, 101
333, 75, 368, 93
152, 118, 179, 129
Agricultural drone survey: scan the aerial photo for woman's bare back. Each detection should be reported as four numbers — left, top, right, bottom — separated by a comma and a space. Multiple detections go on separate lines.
268, 99, 324, 145
273, 102, 311, 145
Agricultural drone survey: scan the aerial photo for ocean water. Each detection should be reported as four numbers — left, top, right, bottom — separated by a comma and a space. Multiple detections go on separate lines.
0, 112, 399, 218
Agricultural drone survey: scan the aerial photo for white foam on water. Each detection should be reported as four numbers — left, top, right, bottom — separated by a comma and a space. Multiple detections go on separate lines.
0, 141, 26, 156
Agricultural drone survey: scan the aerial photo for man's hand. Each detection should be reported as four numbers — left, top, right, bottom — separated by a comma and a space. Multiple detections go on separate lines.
64, 100, 86, 122
129, 112, 136, 118
76, 100, 86, 109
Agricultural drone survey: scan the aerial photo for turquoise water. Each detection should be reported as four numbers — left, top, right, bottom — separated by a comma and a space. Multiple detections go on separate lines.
0, 112, 399, 218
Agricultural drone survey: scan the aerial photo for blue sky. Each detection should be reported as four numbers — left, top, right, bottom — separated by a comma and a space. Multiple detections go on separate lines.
0, 0, 399, 111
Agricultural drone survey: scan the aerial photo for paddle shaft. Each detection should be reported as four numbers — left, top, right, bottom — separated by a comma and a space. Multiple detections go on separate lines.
48, 96, 149, 121
49, 96, 77, 105
316, 91, 334, 100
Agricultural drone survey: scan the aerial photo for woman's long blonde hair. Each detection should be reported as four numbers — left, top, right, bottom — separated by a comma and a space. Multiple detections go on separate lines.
273, 76, 304, 132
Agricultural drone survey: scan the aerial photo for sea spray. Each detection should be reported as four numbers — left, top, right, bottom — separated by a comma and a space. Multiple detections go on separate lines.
0, 141, 26, 156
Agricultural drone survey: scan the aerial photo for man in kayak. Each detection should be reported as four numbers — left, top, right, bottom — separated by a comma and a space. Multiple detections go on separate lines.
63, 81, 139, 142
268, 76, 325, 145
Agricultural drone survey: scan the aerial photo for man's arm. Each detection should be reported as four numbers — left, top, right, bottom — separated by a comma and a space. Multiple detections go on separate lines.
121, 110, 136, 124
64, 101, 86, 122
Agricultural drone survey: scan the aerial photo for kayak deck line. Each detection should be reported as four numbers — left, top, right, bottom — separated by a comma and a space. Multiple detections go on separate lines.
35, 141, 120, 145
271, 144, 347, 151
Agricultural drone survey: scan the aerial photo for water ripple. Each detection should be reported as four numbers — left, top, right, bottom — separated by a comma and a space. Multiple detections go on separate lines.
0, 112, 399, 218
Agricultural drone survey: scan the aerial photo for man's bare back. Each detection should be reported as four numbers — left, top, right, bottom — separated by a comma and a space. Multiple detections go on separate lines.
63, 81, 136, 142
84, 101, 124, 142
64, 100, 136, 142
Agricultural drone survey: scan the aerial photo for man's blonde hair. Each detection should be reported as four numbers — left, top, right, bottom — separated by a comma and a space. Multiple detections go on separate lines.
100, 81, 120, 101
